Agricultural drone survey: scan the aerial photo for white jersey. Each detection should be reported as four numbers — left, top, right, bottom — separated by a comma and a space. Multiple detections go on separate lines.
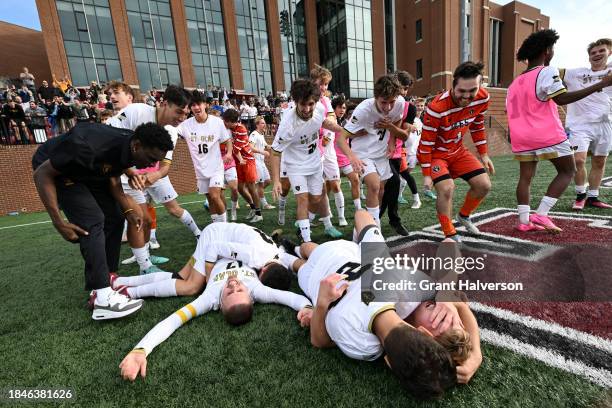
271, 102, 327, 176
249, 130, 268, 163
344, 96, 406, 159
535, 65, 567, 102
177, 115, 230, 179
563, 63, 612, 126
299, 240, 418, 361
405, 117, 422, 156
135, 258, 312, 355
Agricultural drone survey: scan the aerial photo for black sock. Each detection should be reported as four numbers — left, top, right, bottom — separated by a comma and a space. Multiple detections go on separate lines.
249, 203, 256, 209
255, 208, 262, 216
577, 193, 587, 200
401, 171, 418, 194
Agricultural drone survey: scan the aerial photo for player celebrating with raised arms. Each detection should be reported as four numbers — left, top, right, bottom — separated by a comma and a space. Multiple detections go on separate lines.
178, 91, 233, 223
418, 62, 494, 241
507, 30, 612, 232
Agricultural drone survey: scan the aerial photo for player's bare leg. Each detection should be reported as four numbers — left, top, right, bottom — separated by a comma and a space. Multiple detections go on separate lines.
363, 172, 382, 227
346, 171, 361, 210
227, 179, 240, 221
207, 187, 226, 222
575, 152, 610, 208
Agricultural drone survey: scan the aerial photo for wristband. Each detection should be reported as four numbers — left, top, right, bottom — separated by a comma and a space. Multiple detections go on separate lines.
131, 348, 146, 355
123, 208, 134, 215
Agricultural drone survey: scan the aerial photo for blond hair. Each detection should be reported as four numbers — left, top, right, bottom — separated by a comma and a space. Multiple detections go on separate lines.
435, 328, 472, 364
310, 64, 332, 82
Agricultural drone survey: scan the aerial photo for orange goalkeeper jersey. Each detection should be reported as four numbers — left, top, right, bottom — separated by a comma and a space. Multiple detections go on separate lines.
418, 88, 489, 177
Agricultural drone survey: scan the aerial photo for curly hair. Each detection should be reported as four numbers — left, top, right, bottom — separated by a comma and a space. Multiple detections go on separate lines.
452, 61, 485, 87
310, 64, 332, 83
394, 70, 415, 87
260, 263, 292, 290
373, 74, 402, 99
516, 29, 559, 62
133, 123, 174, 152
221, 108, 240, 123
290, 78, 321, 104
163, 85, 191, 108
190, 90, 207, 106
331, 95, 346, 110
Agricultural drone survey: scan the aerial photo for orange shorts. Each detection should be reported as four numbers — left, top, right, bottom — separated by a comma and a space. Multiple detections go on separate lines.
236, 160, 257, 183
399, 149, 408, 172
431, 148, 486, 184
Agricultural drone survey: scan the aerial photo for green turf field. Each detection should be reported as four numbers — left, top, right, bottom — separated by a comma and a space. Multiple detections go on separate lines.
0, 155, 610, 407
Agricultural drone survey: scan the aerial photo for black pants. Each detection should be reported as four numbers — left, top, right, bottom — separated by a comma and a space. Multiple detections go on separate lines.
380, 158, 403, 224
56, 178, 124, 290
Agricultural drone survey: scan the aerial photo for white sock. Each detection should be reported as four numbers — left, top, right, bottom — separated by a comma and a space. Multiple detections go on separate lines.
295, 246, 303, 259
211, 213, 220, 223
536, 196, 557, 216
517, 205, 530, 225
321, 215, 333, 229
366, 206, 380, 227
308, 211, 317, 222
334, 192, 345, 219
353, 198, 362, 211
132, 246, 152, 270
115, 271, 173, 287
150, 228, 157, 241
399, 178, 407, 197
279, 252, 299, 271
95, 286, 112, 302
219, 212, 227, 222
127, 279, 177, 299
231, 200, 238, 211
180, 210, 201, 236
297, 218, 311, 242
413, 193, 420, 201
352, 228, 358, 243
261, 196, 269, 206
587, 189, 599, 198
575, 184, 587, 195
279, 196, 287, 211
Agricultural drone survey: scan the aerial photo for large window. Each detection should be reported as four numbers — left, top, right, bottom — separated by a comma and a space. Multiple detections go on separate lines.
56, 0, 122, 86
278, 0, 309, 90
126, 0, 180, 91
184, 0, 230, 89
384, 0, 395, 73
235, 0, 272, 95
416, 19, 422, 42
489, 19, 502, 86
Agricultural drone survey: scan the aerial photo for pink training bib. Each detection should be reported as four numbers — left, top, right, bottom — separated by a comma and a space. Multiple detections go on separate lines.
506, 66, 567, 152
390, 101, 410, 159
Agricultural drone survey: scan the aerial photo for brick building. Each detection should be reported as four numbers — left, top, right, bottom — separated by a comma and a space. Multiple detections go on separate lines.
0, 21, 52, 86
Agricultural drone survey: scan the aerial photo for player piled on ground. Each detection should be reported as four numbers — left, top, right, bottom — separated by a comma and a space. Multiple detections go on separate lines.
337, 74, 407, 233
270, 79, 344, 242
562, 38, 612, 210
507, 30, 612, 232
417, 62, 494, 241
249, 116, 275, 210
223, 109, 263, 223
107, 85, 201, 273
177, 91, 233, 223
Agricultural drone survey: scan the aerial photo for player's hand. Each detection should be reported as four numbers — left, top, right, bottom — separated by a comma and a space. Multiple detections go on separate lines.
600, 70, 612, 87
350, 154, 365, 174
128, 174, 147, 191
375, 118, 392, 129
223, 154, 233, 164
238, 157, 246, 165
297, 307, 313, 327
428, 301, 462, 336
119, 351, 147, 382
144, 172, 160, 187
271, 180, 283, 201
317, 274, 349, 308
480, 154, 495, 175
125, 209, 143, 231
456, 351, 482, 384
54, 221, 88, 242
262, 150, 270, 158
423, 175, 433, 191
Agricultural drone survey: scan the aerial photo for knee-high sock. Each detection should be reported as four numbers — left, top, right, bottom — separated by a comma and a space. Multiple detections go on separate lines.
180, 209, 201, 236
366, 206, 380, 227
438, 214, 456, 237
147, 206, 157, 229
115, 271, 173, 287
127, 279, 178, 299
459, 192, 484, 218
334, 192, 345, 219
297, 218, 311, 242
132, 246, 152, 271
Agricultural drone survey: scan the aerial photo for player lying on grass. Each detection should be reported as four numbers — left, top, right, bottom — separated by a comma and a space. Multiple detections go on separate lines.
119, 257, 313, 381
110, 222, 296, 300
282, 210, 481, 398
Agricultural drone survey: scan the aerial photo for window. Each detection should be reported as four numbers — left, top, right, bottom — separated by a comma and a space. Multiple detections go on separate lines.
278, 0, 309, 88
489, 19, 502, 86
75, 11, 88, 32
384, 0, 395, 72
416, 19, 422, 42
416, 59, 423, 80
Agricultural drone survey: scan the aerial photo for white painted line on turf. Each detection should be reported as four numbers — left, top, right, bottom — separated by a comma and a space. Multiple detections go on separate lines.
480, 328, 612, 388
0, 220, 52, 230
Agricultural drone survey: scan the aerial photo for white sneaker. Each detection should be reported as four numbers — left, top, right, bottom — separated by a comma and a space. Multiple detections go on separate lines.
263, 204, 276, 210
121, 255, 136, 265
231, 210, 237, 221
411, 199, 422, 209
149, 238, 160, 250
92, 290, 143, 320
338, 217, 348, 227
456, 214, 480, 234
250, 214, 263, 223
246, 209, 256, 220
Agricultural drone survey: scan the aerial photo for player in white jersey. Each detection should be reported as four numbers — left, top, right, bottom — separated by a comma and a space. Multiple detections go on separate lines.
119, 256, 312, 382
270, 79, 344, 243
249, 116, 275, 210
110, 222, 296, 300
178, 91, 233, 223
562, 38, 612, 210
337, 74, 406, 227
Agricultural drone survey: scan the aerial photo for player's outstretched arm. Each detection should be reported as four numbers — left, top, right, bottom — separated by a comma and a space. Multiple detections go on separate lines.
553, 71, 612, 105
454, 302, 482, 384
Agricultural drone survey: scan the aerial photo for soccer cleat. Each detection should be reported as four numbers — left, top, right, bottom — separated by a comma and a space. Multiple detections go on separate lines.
121, 255, 136, 265
149, 238, 160, 250
411, 199, 422, 209
141, 265, 166, 275
529, 214, 562, 233
246, 209, 256, 220
424, 190, 437, 200
324, 226, 343, 238
231, 210, 237, 221
250, 214, 263, 223
338, 217, 348, 227
515, 222, 545, 232
456, 214, 480, 235
150, 255, 169, 265
572, 198, 586, 211
390, 222, 409, 236
92, 290, 143, 320
586, 197, 612, 209
398, 196, 409, 205
263, 204, 276, 210
446, 234, 462, 243
109, 272, 119, 290
278, 209, 286, 225
203, 199, 210, 211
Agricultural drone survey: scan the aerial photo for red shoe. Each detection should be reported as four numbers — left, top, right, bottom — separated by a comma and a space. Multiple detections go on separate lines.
586, 198, 612, 209
572, 198, 586, 210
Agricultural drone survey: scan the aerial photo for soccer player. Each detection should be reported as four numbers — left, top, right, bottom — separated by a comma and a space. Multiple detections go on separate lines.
220, 140, 242, 221
106, 80, 135, 114
507, 30, 612, 232
249, 116, 275, 210
418, 62, 494, 241
223, 108, 263, 223
337, 74, 407, 232
32, 122, 173, 319
562, 38, 612, 210
270, 79, 344, 242
333, 97, 362, 212
178, 91, 233, 223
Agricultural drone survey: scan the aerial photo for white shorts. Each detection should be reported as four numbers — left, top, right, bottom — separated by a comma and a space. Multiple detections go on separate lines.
406, 155, 418, 169
146, 176, 178, 204
340, 164, 354, 175
514, 139, 574, 162
569, 122, 612, 156
121, 179, 147, 205
256, 161, 271, 183
322, 158, 340, 181
197, 173, 224, 194
280, 159, 288, 179
288, 169, 324, 195
361, 157, 393, 181
224, 167, 237, 183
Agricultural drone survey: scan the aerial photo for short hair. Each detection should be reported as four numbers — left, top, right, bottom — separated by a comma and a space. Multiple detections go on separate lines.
133, 123, 174, 152
384, 325, 457, 400
221, 108, 240, 122
99, 109, 114, 122
435, 328, 472, 365
394, 70, 415, 87
587, 38, 612, 54
415, 97, 426, 104
310, 64, 332, 82
516, 29, 559, 62
190, 90, 207, 106
223, 302, 254, 326
331, 95, 346, 110
105, 81, 136, 99
163, 85, 191, 108
255, 115, 265, 124
373, 74, 402, 99
290, 78, 321, 104
260, 263, 292, 290
452, 61, 485, 87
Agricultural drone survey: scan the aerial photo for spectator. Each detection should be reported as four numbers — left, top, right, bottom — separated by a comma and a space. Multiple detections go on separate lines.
223, 99, 234, 111
89, 80, 102, 101
20, 67, 36, 93
72, 99, 90, 123
206, 84, 213, 98
97, 94, 112, 110
239, 99, 249, 124
56, 97, 75, 134
212, 85, 220, 100
211, 98, 223, 114
221, 86, 228, 101
18, 85, 33, 105
65, 86, 80, 103
24, 100, 48, 143
2, 99, 32, 143
52, 74, 72, 94
38, 80, 57, 104
99, 109, 114, 123
3, 84, 18, 101
145, 90, 157, 106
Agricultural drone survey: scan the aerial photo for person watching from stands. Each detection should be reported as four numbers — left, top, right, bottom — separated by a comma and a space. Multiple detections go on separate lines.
38, 80, 57, 104
20, 67, 36, 93
2, 98, 32, 144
